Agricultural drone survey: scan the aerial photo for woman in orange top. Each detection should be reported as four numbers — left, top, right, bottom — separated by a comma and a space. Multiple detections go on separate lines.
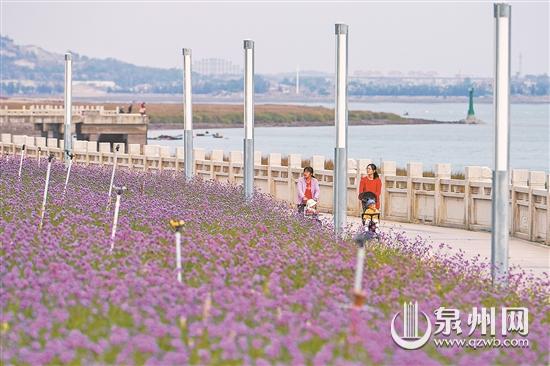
358, 163, 382, 209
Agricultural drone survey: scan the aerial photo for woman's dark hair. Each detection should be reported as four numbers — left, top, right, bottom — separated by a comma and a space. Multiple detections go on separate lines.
303, 166, 315, 178
367, 163, 379, 179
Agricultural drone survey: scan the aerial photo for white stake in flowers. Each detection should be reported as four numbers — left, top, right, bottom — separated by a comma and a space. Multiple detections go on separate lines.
18, 144, 26, 179
107, 144, 120, 207
63, 150, 74, 195
39, 154, 55, 230
110, 185, 127, 252
169, 219, 185, 283
352, 231, 368, 308
37, 147, 42, 167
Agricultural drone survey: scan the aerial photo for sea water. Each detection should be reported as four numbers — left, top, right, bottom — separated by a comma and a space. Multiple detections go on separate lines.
148, 102, 549, 172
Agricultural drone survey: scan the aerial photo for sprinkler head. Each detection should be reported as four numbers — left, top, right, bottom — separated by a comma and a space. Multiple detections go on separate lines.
47, 154, 55, 162
22, 144, 26, 151
65, 150, 74, 159
114, 186, 127, 195
38, 147, 42, 152
353, 230, 368, 248
169, 219, 185, 232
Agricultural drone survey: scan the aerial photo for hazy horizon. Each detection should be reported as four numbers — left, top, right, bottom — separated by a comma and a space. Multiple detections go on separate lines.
1, 1, 549, 77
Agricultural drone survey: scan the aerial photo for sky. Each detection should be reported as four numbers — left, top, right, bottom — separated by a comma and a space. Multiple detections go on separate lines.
1, 1, 549, 77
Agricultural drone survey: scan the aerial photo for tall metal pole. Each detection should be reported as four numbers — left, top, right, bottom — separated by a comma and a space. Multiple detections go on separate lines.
243, 40, 255, 200
492, 3, 511, 286
64, 53, 73, 165
183, 48, 194, 180
333, 24, 349, 236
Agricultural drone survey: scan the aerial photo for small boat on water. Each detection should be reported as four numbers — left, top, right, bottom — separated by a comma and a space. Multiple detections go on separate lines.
148, 134, 182, 141
212, 133, 223, 139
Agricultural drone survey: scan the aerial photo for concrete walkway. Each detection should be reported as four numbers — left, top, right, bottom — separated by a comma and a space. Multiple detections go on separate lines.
326, 214, 550, 278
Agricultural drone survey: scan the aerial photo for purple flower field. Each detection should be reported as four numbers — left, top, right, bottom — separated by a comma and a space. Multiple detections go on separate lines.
1, 157, 548, 365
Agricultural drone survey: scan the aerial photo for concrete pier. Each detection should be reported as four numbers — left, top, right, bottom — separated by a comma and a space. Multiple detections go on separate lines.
0, 105, 148, 145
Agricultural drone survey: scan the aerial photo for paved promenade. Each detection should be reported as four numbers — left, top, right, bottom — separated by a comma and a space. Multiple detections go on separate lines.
331, 214, 550, 278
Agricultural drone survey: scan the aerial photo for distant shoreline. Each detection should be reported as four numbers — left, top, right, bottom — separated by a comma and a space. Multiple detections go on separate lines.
150, 118, 469, 130
0, 98, 477, 130
2, 94, 549, 104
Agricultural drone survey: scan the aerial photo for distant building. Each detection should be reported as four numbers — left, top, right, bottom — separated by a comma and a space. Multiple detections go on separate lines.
73, 80, 116, 89
193, 58, 242, 76
353, 70, 383, 77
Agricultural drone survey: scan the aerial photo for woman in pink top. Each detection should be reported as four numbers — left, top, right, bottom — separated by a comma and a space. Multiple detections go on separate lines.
296, 166, 320, 213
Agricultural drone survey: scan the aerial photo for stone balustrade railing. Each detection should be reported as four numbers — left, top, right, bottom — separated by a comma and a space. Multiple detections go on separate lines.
0, 105, 121, 117
1, 133, 548, 245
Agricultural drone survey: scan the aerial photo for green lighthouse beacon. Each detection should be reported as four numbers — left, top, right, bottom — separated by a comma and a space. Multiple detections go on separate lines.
467, 87, 475, 118
462, 87, 480, 124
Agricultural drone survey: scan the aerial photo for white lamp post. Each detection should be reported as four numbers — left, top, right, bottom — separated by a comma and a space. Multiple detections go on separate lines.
491, 3, 512, 286
183, 48, 194, 180
64, 53, 73, 165
333, 24, 349, 236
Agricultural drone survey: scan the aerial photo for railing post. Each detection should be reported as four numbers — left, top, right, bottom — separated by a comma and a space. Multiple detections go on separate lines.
527, 186, 534, 241
434, 163, 451, 226
380, 161, 396, 219
407, 162, 422, 223
464, 166, 481, 230
268, 153, 281, 197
